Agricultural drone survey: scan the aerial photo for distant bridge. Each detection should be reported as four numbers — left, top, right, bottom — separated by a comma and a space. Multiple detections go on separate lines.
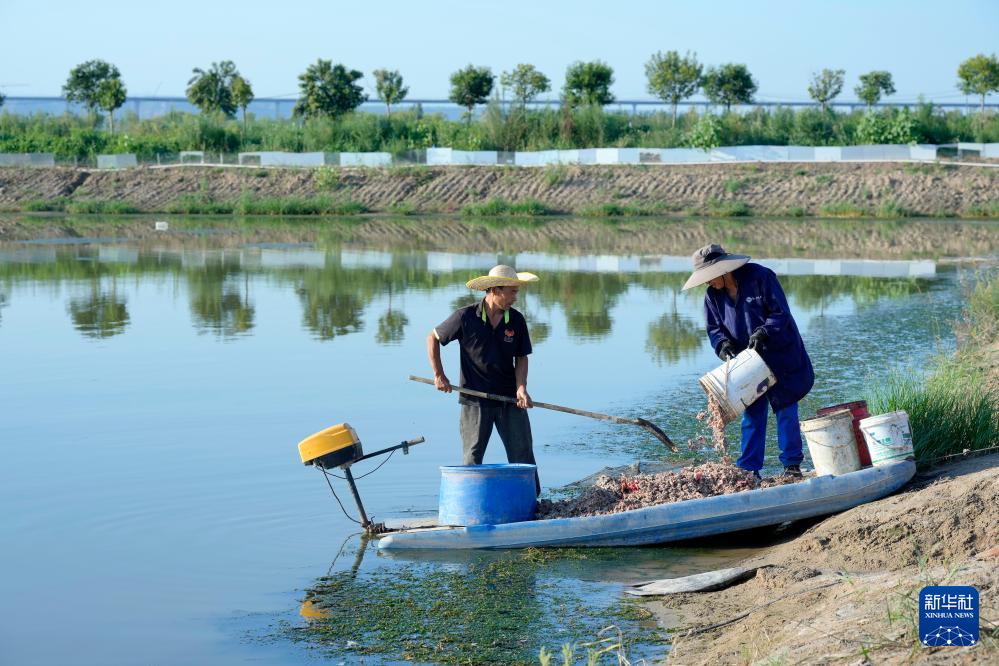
3, 96, 996, 120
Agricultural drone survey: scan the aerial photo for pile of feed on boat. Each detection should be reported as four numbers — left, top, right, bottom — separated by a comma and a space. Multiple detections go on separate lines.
535, 462, 806, 520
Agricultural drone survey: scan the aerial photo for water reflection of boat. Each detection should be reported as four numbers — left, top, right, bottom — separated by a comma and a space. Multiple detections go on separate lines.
377, 461, 915, 550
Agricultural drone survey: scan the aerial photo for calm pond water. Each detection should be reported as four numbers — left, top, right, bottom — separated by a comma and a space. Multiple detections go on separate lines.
0, 218, 974, 664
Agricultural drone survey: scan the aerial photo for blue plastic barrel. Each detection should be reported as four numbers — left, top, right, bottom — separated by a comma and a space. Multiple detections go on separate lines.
438, 464, 537, 526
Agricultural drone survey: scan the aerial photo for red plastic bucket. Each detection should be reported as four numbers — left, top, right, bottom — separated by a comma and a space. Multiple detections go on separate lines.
816, 401, 872, 467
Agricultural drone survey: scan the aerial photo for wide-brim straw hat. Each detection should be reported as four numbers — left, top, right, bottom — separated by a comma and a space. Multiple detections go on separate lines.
466, 264, 540, 291
681, 243, 751, 291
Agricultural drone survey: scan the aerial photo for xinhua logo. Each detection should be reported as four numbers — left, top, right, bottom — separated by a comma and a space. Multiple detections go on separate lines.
919, 586, 979, 647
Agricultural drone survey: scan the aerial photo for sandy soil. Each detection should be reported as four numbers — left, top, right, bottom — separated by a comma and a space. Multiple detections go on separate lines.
1, 162, 998, 218
654, 454, 999, 665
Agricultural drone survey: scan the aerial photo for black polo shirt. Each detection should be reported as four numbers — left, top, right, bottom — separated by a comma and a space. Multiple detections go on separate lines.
434, 300, 532, 405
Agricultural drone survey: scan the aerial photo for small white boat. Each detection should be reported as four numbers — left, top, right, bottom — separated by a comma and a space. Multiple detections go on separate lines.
377, 461, 916, 550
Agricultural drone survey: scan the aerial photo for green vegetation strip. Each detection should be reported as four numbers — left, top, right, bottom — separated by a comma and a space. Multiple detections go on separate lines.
867, 271, 999, 465
164, 193, 368, 216
3, 101, 999, 160
280, 548, 668, 665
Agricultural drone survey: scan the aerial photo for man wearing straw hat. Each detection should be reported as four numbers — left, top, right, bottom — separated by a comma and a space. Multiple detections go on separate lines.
426, 265, 541, 493
683, 244, 814, 479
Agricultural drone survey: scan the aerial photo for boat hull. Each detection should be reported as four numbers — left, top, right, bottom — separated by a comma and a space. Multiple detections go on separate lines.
377, 461, 916, 550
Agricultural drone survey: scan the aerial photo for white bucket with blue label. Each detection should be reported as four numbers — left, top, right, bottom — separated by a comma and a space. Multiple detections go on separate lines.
859, 410, 914, 465
698, 348, 777, 424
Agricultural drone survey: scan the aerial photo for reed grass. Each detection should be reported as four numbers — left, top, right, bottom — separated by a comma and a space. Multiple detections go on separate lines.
64, 200, 140, 214
866, 272, 999, 465
865, 365, 999, 464
22, 198, 67, 212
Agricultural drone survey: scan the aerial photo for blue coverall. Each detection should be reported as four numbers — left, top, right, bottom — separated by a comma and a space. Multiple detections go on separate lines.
704, 263, 815, 472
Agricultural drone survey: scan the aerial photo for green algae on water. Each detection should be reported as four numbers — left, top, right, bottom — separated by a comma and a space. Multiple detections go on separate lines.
281, 548, 670, 665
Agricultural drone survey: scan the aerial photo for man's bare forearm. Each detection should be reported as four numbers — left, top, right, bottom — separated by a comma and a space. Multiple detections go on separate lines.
515, 355, 528, 389
427, 332, 444, 377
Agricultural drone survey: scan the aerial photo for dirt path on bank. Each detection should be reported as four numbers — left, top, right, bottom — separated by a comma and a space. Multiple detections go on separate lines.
1, 162, 997, 217
653, 454, 999, 665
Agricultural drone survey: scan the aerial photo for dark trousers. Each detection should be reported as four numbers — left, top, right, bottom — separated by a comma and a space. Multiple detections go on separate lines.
738, 399, 804, 472
460, 401, 540, 494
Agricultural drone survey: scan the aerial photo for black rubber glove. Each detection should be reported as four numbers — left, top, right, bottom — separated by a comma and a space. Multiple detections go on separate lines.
716, 340, 736, 361
748, 328, 768, 353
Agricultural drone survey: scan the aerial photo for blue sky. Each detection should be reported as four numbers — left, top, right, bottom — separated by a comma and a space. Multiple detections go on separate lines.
1, 0, 997, 103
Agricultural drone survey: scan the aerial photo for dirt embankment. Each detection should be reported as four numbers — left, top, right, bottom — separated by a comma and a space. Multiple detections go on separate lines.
4, 214, 999, 262
1, 162, 998, 217
658, 455, 999, 665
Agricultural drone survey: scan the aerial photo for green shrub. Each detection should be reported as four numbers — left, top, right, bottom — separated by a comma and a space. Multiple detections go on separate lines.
723, 178, 745, 194
315, 166, 343, 191
543, 165, 568, 187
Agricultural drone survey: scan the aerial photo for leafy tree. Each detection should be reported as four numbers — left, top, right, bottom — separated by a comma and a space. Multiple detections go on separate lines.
702, 63, 757, 111
562, 60, 615, 108
645, 51, 702, 127
449, 65, 494, 123
0, 90, 5, 108
500, 64, 551, 107
187, 60, 240, 117
807, 68, 844, 112
63, 60, 124, 124
854, 71, 895, 108
373, 69, 408, 116
957, 53, 999, 113
231, 74, 254, 133
294, 59, 367, 119
95, 77, 127, 135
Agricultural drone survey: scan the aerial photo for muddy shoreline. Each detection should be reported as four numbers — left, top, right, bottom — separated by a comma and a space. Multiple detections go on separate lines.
658, 453, 999, 664
1, 162, 998, 218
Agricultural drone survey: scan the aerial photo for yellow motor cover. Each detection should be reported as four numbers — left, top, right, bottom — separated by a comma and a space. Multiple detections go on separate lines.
298, 422, 362, 467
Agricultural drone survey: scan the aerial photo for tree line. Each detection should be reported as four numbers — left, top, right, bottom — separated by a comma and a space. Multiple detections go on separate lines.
11, 52, 999, 136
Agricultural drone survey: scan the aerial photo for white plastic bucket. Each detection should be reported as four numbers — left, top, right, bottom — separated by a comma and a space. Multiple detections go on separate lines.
698, 348, 777, 424
859, 410, 914, 465
800, 409, 862, 476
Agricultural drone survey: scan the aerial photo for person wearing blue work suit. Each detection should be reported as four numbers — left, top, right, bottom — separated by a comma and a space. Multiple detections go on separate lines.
682, 243, 814, 479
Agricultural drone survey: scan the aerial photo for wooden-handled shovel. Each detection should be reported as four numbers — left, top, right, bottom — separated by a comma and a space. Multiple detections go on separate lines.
409, 375, 677, 452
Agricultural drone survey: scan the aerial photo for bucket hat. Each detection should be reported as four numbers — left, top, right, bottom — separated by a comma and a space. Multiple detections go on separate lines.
681, 243, 751, 291
465, 264, 540, 291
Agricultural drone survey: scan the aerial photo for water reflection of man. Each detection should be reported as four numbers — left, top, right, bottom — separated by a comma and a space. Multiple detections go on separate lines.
426, 265, 541, 493
683, 244, 814, 479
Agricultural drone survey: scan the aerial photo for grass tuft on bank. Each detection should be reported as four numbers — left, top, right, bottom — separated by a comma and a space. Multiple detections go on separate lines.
461, 197, 553, 217
866, 272, 999, 466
